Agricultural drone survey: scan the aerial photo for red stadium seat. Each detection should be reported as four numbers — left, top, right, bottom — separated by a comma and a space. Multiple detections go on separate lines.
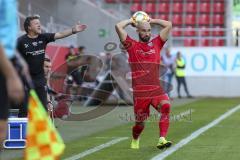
158, 3, 170, 13
133, 0, 143, 3
145, 3, 156, 14
172, 14, 183, 26
172, 27, 182, 36
212, 27, 225, 36
184, 39, 197, 46
184, 27, 196, 36
155, 14, 169, 20
131, 3, 143, 13
212, 39, 225, 46
146, 0, 156, 2
198, 14, 210, 26
186, 0, 198, 2
213, 2, 225, 13
105, 0, 117, 3
185, 14, 196, 26
200, 27, 210, 36
120, 0, 131, 3
186, 2, 197, 13
212, 14, 225, 25
200, 3, 211, 13
200, 39, 210, 46
172, 3, 183, 13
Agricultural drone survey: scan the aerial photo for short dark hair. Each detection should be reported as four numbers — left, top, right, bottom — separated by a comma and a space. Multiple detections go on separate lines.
78, 46, 85, 51
44, 57, 51, 62
24, 15, 40, 33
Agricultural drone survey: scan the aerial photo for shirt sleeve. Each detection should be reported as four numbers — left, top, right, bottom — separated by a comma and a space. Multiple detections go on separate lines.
42, 33, 55, 43
0, 0, 18, 59
153, 35, 166, 50
123, 35, 136, 54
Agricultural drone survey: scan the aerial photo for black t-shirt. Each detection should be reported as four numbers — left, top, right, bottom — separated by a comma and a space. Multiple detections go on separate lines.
17, 33, 55, 87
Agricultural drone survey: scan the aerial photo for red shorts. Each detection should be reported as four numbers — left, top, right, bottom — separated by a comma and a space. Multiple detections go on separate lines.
133, 94, 170, 122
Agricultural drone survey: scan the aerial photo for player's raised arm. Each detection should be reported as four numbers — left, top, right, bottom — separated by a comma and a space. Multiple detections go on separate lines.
150, 19, 172, 41
115, 19, 133, 43
54, 21, 87, 40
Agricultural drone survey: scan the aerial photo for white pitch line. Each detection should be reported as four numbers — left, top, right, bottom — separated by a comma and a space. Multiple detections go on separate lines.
151, 104, 240, 160
64, 137, 128, 160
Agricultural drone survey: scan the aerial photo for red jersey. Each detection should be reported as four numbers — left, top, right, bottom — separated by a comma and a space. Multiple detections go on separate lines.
124, 35, 166, 98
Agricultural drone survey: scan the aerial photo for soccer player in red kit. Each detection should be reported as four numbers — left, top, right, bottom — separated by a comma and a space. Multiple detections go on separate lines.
115, 17, 172, 149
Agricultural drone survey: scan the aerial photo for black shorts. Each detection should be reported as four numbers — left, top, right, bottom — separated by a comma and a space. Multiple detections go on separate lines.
0, 73, 9, 120
35, 85, 47, 111
16, 84, 48, 117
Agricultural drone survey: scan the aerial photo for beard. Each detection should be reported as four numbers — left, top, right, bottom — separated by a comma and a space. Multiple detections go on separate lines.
139, 34, 150, 42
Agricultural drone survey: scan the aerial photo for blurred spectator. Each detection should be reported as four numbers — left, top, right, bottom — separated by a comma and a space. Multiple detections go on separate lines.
65, 45, 76, 61
65, 45, 82, 85
78, 46, 85, 55
162, 48, 175, 97
43, 56, 55, 116
174, 51, 193, 98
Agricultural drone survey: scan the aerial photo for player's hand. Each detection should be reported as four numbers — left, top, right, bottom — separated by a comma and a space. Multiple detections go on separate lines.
72, 21, 87, 33
130, 18, 137, 28
6, 74, 24, 104
148, 18, 153, 23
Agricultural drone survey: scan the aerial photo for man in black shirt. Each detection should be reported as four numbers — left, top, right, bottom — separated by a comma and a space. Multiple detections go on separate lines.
17, 15, 87, 110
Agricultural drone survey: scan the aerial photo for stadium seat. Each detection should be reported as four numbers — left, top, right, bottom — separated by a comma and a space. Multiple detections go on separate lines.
133, 0, 143, 3
213, 2, 225, 13
185, 14, 196, 26
186, 0, 198, 2
146, 0, 156, 2
200, 3, 211, 13
172, 3, 183, 13
184, 27, 196, 36
212, 14, 225, 25
120, 0, 131, 3
158, 3, 170, 13
200, 27, 210, 36
212, 39, 225, 46
184, 39, 197, 46
145, 3, 156, 14
155, 14, 169, 20
172, 27, 182, 36
212, 27, 225, 36
186, 2, 197, 13
200, 39, 210, 46
105, 0, 117, 3
130, 3, 143, 13
172, 14, 183, 26
198, 14, 210, 26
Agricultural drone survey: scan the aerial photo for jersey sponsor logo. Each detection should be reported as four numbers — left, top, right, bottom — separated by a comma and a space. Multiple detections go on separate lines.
26, 49, 45, 56
32, 42, 38, 47
24, 44, 29, 48
136, 49, 155, 55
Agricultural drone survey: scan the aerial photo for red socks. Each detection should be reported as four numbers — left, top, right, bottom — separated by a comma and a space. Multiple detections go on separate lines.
132, 124, 144, 139
159, 103, 170, 137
